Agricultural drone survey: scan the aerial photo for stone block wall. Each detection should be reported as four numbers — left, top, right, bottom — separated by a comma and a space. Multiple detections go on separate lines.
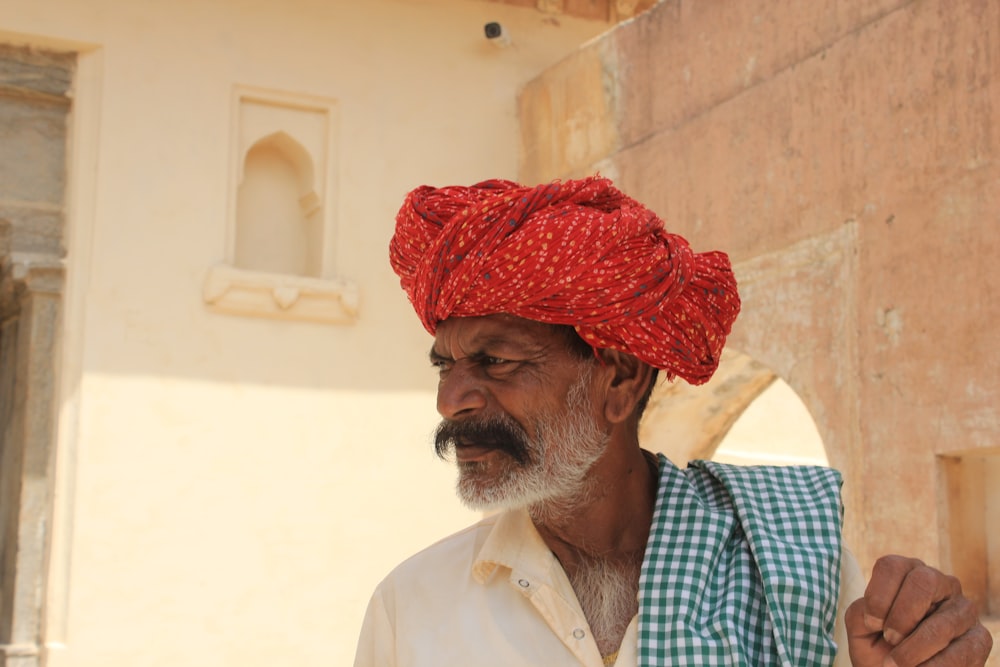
519, 0, 1000, 641
0, 44, 72, 667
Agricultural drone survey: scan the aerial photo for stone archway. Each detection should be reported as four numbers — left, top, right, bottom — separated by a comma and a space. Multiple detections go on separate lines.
519, 0, 1000, 622
713, 377, 828, 468
635, 222, 864, 557
640, 348, 776, 467
640, 347, 829, 468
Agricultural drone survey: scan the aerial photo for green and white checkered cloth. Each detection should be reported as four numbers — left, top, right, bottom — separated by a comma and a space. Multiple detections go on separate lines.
638, 455, 843, 666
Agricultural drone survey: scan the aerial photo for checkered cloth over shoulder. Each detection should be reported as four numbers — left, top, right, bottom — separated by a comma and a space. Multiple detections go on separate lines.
638, 455, 843, 666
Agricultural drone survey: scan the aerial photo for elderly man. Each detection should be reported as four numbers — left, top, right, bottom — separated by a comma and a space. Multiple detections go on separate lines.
354, 176, 992, 666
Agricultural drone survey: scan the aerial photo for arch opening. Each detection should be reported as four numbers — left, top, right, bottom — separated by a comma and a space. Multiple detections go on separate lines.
639, 349, 827, 469
712, 378, 827, 467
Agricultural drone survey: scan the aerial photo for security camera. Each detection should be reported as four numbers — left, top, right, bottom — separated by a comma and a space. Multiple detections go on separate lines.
484, 22, 511, 47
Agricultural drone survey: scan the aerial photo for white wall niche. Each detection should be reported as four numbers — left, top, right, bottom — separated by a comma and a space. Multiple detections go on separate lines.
203, 85, 358, 324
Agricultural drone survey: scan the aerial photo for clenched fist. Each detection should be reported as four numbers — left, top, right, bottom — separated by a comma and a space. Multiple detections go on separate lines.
845, 555, 993, 666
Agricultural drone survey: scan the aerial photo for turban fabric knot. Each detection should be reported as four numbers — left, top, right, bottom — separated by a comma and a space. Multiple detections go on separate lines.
389, 176, 741, 385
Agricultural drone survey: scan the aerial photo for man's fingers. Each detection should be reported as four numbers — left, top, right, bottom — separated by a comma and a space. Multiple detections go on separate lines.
850, 556, 993, 666
844, 597, 868, 636
892, 622, 994, 667
845, 598, 892, 666
862, 555, 925, 632
881, 564, 961, 645
884, 595, 980, 665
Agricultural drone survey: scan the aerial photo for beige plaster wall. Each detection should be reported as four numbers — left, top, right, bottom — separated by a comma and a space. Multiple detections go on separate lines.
520, 0, 1000, 650
1, 1, 608, 665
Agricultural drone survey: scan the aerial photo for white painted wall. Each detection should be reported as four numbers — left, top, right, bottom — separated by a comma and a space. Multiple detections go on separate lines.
0, 2, 607, 665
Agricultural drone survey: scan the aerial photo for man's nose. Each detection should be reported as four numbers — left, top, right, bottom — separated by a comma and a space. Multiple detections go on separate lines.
436, 364, 487, 420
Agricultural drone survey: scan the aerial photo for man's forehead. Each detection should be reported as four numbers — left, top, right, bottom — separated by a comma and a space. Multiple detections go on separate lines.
432, 314, 563, 352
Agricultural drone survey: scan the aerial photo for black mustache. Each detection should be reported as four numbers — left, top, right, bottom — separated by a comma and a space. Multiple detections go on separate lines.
433, 417, 530, 465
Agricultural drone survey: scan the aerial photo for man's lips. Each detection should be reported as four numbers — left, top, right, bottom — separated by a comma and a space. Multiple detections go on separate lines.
453, 442, 498, 463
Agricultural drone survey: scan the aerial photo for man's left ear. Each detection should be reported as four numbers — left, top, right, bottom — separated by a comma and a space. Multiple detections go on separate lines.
598, 349, 655, 424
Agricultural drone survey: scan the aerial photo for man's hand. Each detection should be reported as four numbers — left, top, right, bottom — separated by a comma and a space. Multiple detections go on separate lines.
845, 555, 993, 666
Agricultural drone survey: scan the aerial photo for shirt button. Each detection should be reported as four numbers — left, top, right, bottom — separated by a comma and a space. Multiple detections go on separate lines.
573, 628, 585, 639
517, 579, 530, 588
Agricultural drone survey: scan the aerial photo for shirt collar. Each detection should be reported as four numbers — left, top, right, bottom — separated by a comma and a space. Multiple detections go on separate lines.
472, 508, 559, 585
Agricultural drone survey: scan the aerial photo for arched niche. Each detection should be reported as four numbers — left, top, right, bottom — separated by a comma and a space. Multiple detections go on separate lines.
234, 131, 322, 278
203, 86, 357, 325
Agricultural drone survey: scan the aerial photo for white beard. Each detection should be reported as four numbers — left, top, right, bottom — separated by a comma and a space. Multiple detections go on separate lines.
455, 365, 609, 517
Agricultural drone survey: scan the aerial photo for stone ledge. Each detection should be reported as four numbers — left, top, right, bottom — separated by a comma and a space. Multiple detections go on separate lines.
202, 264, 358, 325
0, 643, 39, 658
0, 43, 73, 99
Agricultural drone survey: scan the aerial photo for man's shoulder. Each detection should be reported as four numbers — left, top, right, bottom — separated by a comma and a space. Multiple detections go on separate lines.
379, 513, 500, 588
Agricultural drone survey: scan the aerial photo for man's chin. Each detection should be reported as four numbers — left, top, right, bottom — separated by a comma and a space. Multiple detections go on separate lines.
456, 494, 508, 513
455, 470, 536, 513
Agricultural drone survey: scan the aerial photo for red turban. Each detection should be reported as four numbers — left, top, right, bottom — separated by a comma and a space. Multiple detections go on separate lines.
389, 176, 740, 385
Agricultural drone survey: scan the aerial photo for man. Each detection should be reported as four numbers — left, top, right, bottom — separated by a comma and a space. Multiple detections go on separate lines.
355, 176, 993, 666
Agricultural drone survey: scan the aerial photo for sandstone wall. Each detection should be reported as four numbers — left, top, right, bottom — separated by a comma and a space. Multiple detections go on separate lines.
520, 0, 1000, 638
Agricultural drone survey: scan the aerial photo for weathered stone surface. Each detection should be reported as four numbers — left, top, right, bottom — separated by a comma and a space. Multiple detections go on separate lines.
612, 0, 908, 147
489, 0, 658, 22
520, 0, 1000, 597
0, 99, 68, 205
0, 259, 64, 658
519, 40, 621, 184
0, 45, 73, 99
0, 649, 38, 667
0, 313, 25, 645
0, 207, 63, 257
0, 44, 70, 666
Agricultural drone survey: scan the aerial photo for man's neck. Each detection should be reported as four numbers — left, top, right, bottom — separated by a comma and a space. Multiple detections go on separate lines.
530, 446, 658, 575
529, 446, 659, 657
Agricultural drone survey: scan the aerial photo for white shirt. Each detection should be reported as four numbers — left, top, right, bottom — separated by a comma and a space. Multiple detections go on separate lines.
354, 509, 865, 667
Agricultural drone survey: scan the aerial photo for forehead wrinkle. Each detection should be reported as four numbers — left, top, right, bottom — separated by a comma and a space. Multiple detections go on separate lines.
432, 335, 545, 362
433, 321, 561, 361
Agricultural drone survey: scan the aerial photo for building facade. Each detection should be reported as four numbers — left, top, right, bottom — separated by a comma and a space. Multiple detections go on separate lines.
1, 0, 997, 665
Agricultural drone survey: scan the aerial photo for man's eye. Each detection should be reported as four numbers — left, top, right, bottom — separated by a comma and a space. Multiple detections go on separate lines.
481, 356, 522, 374
430, 359, 452, 373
